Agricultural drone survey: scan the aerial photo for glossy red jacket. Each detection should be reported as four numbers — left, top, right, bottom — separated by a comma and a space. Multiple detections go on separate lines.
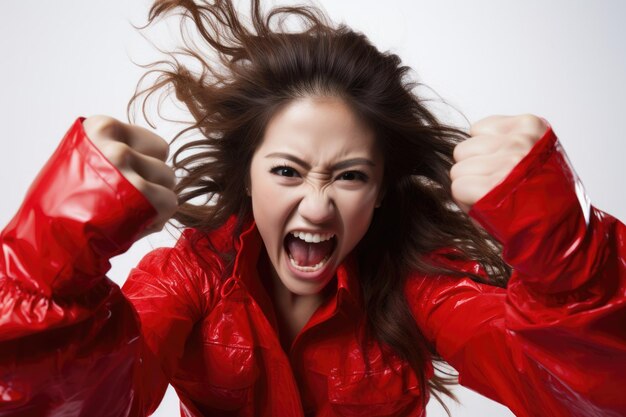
0, 118, 624, 416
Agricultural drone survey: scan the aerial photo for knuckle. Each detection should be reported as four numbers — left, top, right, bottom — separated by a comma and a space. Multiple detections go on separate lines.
131, 125, 170, 160
156, 137, 170, 160
103, 141, 132, 167
165, 168, 177, 189
470, 115, 504, 135
452, 142, 466, 162
450, 177, 465, 199
506, 134, 532, 152
450, 178, 459, 195
449, 163, 460, 181
84, 115, 125, 140
519, 113, 540, 123
517, 113, 544, 132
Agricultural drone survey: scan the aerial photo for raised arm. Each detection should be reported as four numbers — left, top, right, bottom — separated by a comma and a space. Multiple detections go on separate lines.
406, 116, 625, 417
0, 117, 180, 416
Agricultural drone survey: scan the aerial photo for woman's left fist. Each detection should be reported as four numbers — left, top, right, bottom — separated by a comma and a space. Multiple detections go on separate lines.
450, 114, 549, 213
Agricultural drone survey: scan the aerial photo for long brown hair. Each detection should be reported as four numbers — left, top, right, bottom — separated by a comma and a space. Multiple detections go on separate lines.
128, 0, 511, 412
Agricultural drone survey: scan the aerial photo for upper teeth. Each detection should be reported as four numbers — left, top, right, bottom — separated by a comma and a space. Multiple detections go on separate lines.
291, 231, 334, 243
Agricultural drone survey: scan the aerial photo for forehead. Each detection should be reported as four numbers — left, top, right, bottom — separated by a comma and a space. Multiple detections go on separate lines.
259, 97, 380, 160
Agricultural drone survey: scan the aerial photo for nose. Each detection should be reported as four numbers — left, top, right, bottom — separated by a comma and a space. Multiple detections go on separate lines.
298, 191, 335, 225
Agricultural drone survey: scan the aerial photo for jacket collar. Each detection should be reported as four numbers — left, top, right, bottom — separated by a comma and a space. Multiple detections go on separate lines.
230, 218, 363, 314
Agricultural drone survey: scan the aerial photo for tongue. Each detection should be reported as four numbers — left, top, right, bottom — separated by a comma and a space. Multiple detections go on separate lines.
285, 235, 334, 267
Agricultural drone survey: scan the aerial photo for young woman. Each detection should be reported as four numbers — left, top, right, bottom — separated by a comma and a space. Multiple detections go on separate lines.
1, 1, 624, 416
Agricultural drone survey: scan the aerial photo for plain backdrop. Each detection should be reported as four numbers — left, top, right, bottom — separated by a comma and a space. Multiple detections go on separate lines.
1, 1, 624, 416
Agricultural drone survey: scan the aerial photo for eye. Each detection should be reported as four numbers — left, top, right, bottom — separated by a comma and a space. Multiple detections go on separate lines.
336, 171, 368, 182
270, 165, 300, 178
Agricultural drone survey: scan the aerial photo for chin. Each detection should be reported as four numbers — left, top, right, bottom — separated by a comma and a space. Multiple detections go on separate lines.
277, 260, 339, 296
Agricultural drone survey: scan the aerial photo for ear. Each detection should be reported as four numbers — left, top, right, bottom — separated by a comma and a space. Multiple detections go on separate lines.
375, 187, 386, 208
244, 176, 252, 197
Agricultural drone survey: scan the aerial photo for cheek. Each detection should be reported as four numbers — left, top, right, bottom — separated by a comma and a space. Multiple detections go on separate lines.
339, 189, 378, 246
249, 177, 295, 243
251, 187, 281, 228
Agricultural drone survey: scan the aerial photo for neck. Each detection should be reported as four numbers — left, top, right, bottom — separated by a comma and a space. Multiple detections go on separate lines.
259, 252, 329, 350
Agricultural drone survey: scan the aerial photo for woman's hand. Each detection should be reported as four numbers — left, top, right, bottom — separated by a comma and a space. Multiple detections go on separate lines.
83, 115, 178, 239
450, 114, 549, 213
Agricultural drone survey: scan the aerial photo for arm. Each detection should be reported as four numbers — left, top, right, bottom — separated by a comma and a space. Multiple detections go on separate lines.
121, 233, 217, 416
406, 122, 625, 417
0, 118, 180, 416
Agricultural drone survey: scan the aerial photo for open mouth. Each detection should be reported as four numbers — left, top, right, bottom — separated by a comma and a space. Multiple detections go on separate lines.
284, 231, 337, 273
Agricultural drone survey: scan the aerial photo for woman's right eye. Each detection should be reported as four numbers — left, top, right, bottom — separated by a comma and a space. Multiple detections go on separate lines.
270, 165, 300, 178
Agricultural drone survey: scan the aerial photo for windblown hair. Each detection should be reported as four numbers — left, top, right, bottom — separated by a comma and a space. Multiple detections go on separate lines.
128, 0, 512, 413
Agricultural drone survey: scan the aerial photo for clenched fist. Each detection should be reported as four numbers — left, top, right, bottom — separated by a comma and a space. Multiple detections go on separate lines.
450, 114, 549, 213
83, 115, 178, 239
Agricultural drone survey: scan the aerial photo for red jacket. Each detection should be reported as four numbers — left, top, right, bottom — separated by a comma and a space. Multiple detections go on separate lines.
0, 118, 624, 417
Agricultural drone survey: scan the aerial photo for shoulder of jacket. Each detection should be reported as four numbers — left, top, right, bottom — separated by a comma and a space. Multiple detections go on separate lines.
128, 224, 235, 313
177, 222, 236, 254
404, 247, 489, 291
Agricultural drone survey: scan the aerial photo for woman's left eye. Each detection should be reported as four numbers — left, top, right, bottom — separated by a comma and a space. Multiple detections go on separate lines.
270, 165, 300, 178
336, 171, 368, 182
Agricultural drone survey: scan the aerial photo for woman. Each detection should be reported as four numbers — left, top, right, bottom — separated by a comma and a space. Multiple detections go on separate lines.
0, 1, 624, 416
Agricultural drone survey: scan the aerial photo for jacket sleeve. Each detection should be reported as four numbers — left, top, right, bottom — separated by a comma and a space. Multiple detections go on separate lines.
405, 124, 626, 417
121, 232, 217, 416
0, 118, 173, 417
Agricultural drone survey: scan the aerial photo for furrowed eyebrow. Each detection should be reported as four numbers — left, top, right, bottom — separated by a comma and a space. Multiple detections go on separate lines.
265, 153, 311, 170
333, 158, 375, 171
264, 152, 375, 171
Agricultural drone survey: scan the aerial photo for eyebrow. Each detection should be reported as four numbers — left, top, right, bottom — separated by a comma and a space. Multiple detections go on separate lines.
264, 152, 375, 171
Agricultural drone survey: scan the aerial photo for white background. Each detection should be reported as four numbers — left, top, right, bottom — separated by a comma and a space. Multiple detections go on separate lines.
1, 1, 625, 416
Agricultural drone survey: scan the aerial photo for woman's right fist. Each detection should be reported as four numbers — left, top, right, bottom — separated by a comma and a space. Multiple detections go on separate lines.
83, 115, 178, 239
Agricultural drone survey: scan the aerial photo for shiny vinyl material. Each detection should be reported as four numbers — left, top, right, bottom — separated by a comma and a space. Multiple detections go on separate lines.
1, 118, 624, 416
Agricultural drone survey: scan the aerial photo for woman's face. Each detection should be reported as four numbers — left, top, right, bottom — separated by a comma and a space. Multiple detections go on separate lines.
249, 96, 385, 296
